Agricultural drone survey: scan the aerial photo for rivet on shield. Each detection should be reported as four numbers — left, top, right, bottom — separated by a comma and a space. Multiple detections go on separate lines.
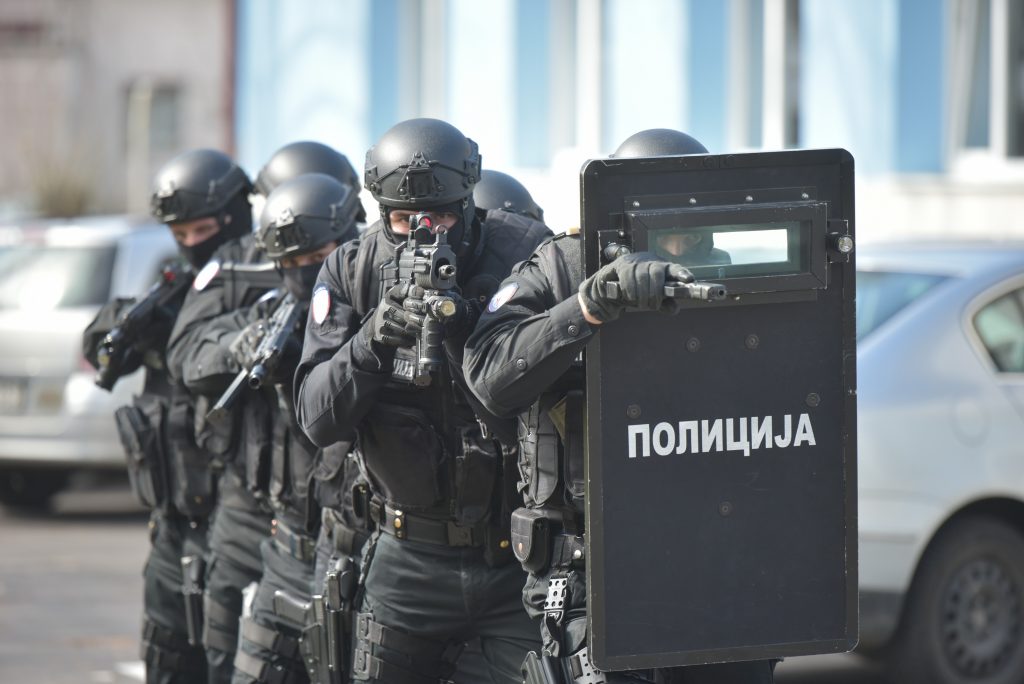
626, 404, 641, 419
686, 337, 700, 352
806, 393, 821, 407
719, 501, 733, 517
745, 334, 760, 350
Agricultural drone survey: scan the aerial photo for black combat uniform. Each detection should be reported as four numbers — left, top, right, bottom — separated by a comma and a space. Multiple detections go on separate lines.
294, 210, 551, 684
230, 171, 364, 684
84, 287, 214, 683
84, 146, 254, 684
464, 233, 777, 683
167, 234, 278, 684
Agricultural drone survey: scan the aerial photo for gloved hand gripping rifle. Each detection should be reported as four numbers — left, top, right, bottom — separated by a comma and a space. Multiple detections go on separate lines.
391, 213, 459, 387
206, 292, 303, 423
94, 262, 193, 390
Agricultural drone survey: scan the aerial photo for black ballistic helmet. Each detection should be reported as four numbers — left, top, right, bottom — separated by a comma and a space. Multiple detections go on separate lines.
612, 128, 709, 158
257, 173, 361, 260
473, 170, 545, 223
255, 141, 361, 200
150, 148, 253, 227
364, 118, 481, 237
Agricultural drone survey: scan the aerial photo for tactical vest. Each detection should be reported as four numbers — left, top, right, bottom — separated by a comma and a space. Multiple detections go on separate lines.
189, 234, 283, 503
517, 233, 588, 520
87, 280, 218, 520
339, 212, 550, 523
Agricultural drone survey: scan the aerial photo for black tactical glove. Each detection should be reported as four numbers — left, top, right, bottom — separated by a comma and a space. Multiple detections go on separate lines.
229, 319, 265, 368
578, 252, 694, 323
367, 283, 419, 349
266, 330, 304, 384
402, 285, 481, 340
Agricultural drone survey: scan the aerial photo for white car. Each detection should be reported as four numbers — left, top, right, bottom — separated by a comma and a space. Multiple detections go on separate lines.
0, 215, 177, 509
857, 242, 1024, 684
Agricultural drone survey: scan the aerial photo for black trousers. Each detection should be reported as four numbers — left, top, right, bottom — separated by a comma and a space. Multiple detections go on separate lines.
141, 510, 209, 684
203, 473, 273, 684
351, 531, 540, 684
231, 533, 315, 684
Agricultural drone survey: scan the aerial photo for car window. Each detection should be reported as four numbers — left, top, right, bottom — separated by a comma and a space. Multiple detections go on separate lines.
0, 244, 116, 310
856, 271, 949, 340
973, 289, 1024, 372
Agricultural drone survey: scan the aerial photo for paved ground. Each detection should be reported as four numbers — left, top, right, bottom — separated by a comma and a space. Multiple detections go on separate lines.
0, 479, 892, 683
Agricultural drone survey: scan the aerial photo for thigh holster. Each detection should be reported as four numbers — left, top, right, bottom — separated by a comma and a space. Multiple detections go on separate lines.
140, 618, 206, 677
202, 593, 240, 655
351, 611, 462, 684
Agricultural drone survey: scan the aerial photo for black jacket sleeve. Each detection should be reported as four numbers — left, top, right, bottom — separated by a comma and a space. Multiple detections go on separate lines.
464, 242, 596, 418
293, 242, 394, 448
166, 246, 270, 397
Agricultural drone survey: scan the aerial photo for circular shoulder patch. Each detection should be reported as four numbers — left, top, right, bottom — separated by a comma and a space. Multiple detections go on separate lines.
193, 260, 220, 291
486, 282, 519, 313
311, 284, 331, 324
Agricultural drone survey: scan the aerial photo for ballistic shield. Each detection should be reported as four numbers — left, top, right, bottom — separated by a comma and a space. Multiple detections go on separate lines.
581, 149, 857, 670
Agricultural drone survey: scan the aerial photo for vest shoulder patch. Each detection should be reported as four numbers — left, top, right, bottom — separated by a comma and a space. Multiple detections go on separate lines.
311, 284, 331, 324
486, 282, 519, 313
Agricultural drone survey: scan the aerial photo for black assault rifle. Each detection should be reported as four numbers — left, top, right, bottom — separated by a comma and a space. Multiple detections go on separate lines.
206, 292, 303, 424
94, 261, 194, 391
390, 213, 459, 387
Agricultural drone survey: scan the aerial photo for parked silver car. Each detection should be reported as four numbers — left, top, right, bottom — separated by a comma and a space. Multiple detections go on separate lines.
856, 242, 1024, 684
0, 215, 177, 508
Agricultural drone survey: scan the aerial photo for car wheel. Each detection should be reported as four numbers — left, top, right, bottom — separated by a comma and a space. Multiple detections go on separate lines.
889, 515, 1024, 684
0, 468, 68, 510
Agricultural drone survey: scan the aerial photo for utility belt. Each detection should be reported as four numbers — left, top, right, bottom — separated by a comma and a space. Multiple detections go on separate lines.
511, 507, 585, 575
370, 499, 487, 548
271, 518, 318, 564
369, 498, 514, 567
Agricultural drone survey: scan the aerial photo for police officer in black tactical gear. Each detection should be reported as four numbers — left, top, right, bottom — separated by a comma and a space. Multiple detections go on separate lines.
464, 129, 777, 684
473, 169, 545, 223
82, 148, 254, 684
167, 144, 364, 684
255, 142, 367, 223
228, 173, 362, 684
293, 118, 552, 684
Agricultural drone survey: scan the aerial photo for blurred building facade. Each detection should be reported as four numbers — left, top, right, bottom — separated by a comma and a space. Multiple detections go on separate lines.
5, 0, 1021, 238
234, 0, 1024, 240
0, 0, 234, 218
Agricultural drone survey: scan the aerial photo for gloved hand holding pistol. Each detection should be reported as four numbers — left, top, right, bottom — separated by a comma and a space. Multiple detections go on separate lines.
578, 252, 694, 324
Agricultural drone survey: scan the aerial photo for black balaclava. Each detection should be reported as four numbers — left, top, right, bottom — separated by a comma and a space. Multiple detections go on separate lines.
177, 193, 253, 268
281, 263, 322, 301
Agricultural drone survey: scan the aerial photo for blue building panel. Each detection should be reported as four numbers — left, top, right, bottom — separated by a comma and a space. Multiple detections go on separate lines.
686, 0, 728, 154
895, 0, 946, 172
800, 0, 897, 174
